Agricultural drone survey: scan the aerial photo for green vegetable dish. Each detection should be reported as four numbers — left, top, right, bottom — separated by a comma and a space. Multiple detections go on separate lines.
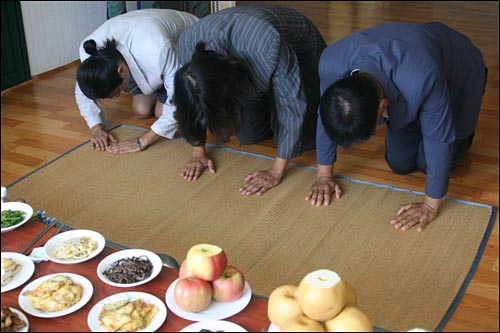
1, 210, 27, 228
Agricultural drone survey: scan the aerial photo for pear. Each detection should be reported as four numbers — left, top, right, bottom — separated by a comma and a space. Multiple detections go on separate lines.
267, 285, 303, 329
324, 306, 373, 332
296, 269, 349, 321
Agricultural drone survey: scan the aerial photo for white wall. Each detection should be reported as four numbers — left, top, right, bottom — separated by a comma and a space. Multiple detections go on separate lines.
19, 1, 234, 76
20, 1, 137, 76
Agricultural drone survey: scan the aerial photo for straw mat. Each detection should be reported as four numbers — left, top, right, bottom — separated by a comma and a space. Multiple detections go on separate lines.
7, 126, 496, 331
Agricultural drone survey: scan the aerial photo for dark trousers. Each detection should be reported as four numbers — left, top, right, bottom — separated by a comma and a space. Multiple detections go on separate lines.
384, 119, 474, 175
236, 93, 275, 145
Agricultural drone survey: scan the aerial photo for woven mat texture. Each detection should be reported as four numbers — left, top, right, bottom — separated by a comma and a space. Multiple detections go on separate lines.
8, 126, 493, 331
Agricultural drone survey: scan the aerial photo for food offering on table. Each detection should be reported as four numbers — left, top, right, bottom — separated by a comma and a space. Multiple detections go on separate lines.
1, 307, 28, 332
54, 237, 97, 261
166, 243, 252, 321
103, 255, 153, 283
1, 253, 35, 293
1, 202, 33, 233
267, 269, 372, 332
22, 274, 83, 312
97, 249, 162, 287
18, 273, 93, 318
99, 298, 158, 332
1, 258, 22, 287
1, 210, 26, 228
44, 229, 105, 264
87, 292, 167, 332
175, 244, 246, 312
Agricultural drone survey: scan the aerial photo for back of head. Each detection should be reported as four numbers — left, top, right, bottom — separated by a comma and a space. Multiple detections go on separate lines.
76, 39, 123, 100
174, 42, 257, 145
320, 74, 379, 147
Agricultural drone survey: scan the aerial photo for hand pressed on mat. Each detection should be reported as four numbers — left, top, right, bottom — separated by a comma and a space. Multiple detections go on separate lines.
239, 157, 287, 196
182, 146, 215, 181
90, 124, 117, 151
305, 165, 342, 206
391, 196, 441, 232
305, 176, 342, 207
106, 130, 159, 155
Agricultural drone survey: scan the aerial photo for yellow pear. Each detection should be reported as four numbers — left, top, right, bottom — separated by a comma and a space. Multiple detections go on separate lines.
281, 314, 325, 332
344, 281, 358, 306
324, 306, 373, 332
267, 285, 303, 329
296, 269, 348, 321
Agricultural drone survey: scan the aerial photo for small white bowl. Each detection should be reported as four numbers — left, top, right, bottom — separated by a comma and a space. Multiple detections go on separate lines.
44, 229, 105, 264
97, 249, 162, 287
1, 202, 34, 233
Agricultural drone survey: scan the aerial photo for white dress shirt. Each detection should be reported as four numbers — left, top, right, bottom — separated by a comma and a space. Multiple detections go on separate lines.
75, 9, 198, 138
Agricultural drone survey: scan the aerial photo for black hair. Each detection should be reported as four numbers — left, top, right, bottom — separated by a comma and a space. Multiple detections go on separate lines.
173, 42, 257, 146
319, 74, 379, 147
76, 39, 123, 100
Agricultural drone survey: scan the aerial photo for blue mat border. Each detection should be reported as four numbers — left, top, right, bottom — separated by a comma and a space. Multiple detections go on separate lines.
9, 124, 497, 332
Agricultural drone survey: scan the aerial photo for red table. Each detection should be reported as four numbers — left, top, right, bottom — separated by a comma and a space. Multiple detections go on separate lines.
1, 219, 271, 332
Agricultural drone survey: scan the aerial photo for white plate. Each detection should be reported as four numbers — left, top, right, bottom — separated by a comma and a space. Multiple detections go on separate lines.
1, 202, 34, 233
18, 273, 93, 318
180, 320, 247, 332
166, 279, 252, 321
268, 323, 279, 332
87, 291, 167, 332
3, 307, 29, 332
44, 229, 106, 264
97, 249, 162, 287
1, 252, 35, 293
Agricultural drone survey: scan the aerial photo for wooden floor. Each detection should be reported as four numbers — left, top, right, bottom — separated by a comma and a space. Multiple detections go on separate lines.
1, 1, 498, 331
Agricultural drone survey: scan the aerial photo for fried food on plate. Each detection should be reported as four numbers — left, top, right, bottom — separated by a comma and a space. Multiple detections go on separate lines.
22, 275, 83, 312
99, 298, 159, 332
1, 307, 27, 332
1, 258, 22, 287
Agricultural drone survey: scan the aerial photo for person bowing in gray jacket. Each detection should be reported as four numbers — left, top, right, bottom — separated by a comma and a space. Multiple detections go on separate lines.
174, 5, 326, 196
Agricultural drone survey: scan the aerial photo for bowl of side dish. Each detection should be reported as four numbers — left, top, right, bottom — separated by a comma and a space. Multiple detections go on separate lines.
44, 229, 106, 264
97, 249, 162, 287
1, 202, 33, 233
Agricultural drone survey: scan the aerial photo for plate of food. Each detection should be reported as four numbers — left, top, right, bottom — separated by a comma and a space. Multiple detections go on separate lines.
180, 320, 247, 332
44, 229, 106, 264
1, 202, 33, 233
97, 249, 162, 288
18, 273, 93, 318
1, 307, 29, 332
1, 252, 35, 293
165, 279, 252, 321
87, 291, 167, 332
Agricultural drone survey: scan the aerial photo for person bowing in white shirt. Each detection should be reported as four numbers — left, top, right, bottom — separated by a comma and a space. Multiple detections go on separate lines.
75, 9, 198, 154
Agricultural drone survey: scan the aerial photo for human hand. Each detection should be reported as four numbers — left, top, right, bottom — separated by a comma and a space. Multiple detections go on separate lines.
106, 138, 142, 154
305, 176, 342, 207
90, 125, 117, 151
181, 154, 215, 181
239, 169, 282, 196
390, 197, 441, 232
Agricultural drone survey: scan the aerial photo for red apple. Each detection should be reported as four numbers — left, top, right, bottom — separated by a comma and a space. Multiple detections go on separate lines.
212, 265, 245, 302
186, 244, 227, 281
179, 259, 191, 279
173, 277, 213, 312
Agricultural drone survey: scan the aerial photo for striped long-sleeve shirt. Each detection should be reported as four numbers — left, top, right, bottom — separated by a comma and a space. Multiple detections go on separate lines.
177, 5, 326, 159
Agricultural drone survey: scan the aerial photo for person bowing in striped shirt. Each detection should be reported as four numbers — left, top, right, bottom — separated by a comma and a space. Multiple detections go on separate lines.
174, 5, 326, 196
